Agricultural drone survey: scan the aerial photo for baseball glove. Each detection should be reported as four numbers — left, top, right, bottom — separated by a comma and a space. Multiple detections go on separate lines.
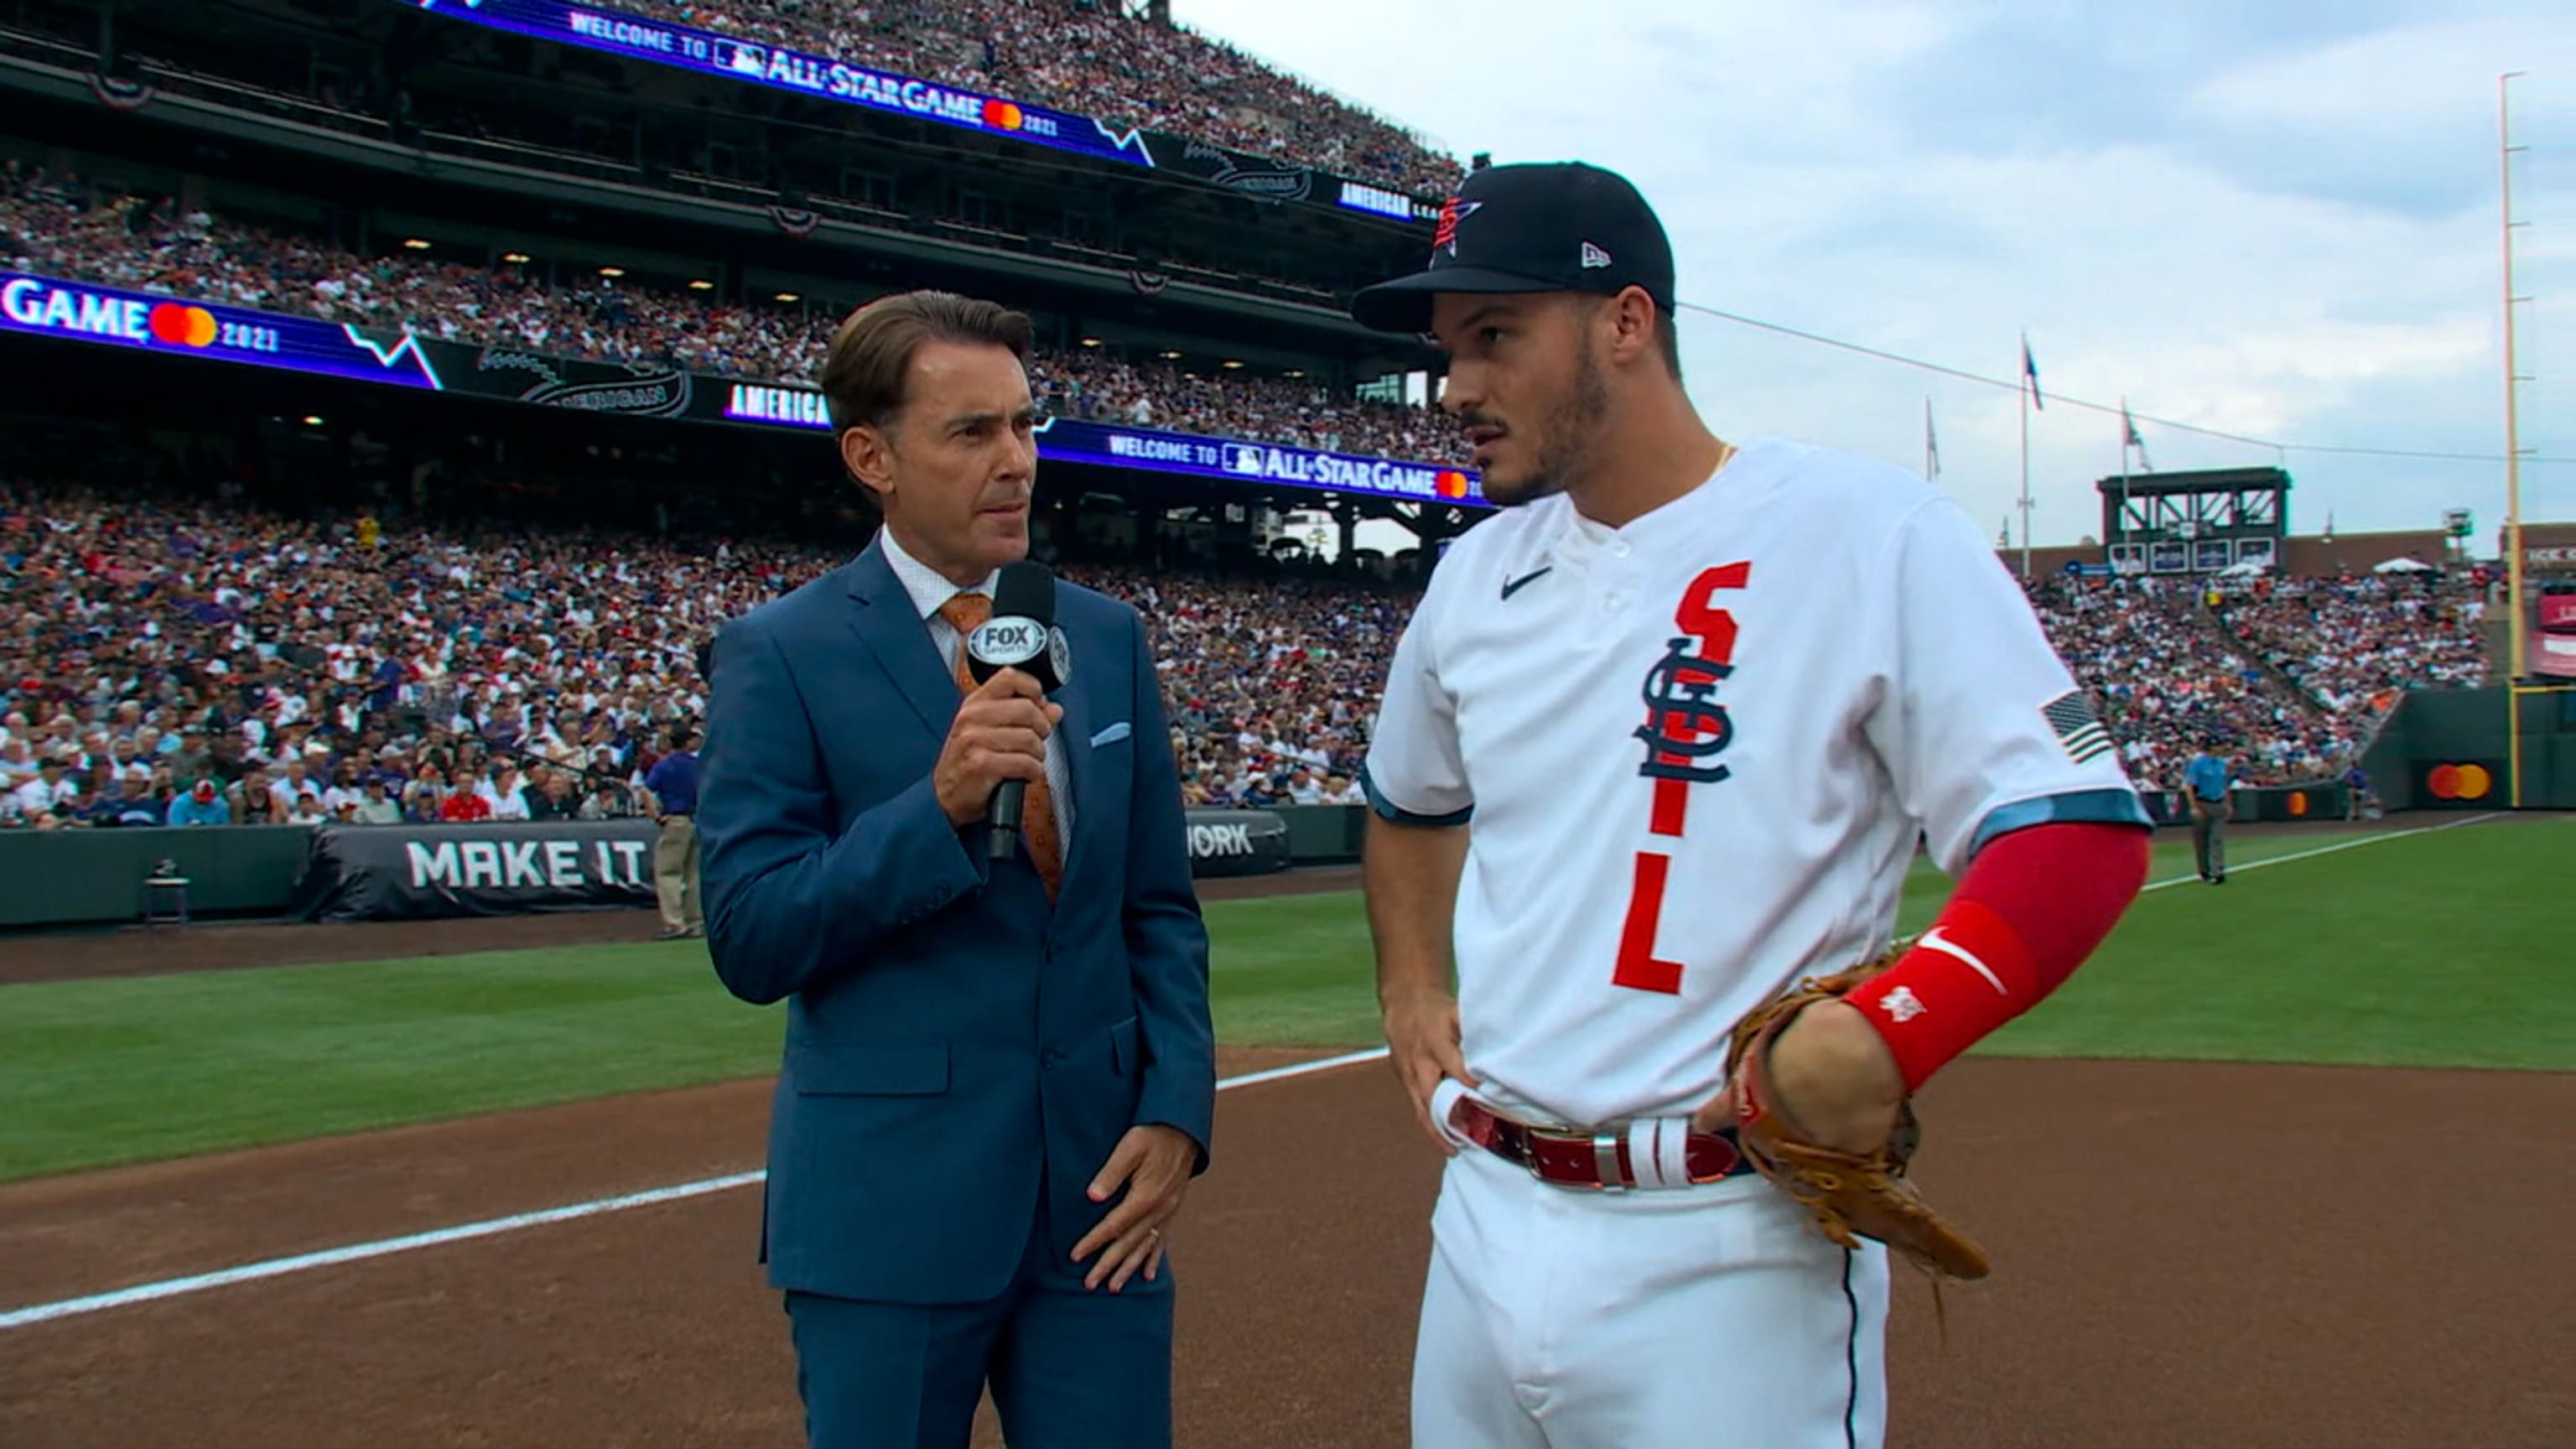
1724, 942, 1992, 1283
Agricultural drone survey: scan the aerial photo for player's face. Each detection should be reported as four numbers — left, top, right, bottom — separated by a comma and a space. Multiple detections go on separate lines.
1430, 293, 1608, 507
846, 339, 1039, 584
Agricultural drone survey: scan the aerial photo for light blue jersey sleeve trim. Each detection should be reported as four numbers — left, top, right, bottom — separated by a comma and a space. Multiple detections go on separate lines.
1361, 764, 1473, 828
1969, 787, 2153, 857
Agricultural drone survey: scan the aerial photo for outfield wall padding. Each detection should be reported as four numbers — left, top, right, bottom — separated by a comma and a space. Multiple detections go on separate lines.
0, 825, 315, 928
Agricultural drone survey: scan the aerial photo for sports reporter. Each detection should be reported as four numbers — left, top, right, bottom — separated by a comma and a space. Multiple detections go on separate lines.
695, 290, 1214, 1449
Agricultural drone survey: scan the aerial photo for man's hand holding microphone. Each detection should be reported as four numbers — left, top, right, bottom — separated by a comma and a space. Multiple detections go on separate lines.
934, 560, 1065, 844
932, 673, 1057, 829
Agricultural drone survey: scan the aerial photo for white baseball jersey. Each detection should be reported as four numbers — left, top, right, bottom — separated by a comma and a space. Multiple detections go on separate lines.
1366, 435, 2147, 1131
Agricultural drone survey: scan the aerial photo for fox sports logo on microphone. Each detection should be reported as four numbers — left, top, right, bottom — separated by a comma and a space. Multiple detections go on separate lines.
969, 619, 1072, 687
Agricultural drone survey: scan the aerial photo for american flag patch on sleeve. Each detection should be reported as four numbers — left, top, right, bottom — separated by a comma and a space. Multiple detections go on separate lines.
2041, 689, 2114, 764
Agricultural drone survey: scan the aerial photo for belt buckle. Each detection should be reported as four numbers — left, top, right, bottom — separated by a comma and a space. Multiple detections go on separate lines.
1516, 1121, 1633, 1192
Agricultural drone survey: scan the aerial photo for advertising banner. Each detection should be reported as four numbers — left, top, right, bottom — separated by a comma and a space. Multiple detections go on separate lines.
1180, 809, 1291, 879
2537, 595, 2576, 632
292, 809, 1291, 922
1134, 132, 1443, 226
404, 0, 1150, 169
2532, 631, 2576, 679
420, 338, 692, 418
706, 383, 1483, 506
1, 271, 443, 390
289, 819, 661, 922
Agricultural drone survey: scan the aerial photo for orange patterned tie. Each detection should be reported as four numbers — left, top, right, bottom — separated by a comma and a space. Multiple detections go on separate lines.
938, 592, 1062, 898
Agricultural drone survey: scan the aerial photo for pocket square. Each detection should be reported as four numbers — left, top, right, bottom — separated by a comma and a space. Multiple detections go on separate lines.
1089, 721, 1133, 747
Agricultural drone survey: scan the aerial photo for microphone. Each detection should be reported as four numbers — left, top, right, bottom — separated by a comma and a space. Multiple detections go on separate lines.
963, 559, 1070, 860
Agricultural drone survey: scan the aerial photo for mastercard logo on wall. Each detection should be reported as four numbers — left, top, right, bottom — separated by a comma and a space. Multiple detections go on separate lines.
1435, 470, 1471, 500
2424, 762, 2496, 801
148, 303, 219, 348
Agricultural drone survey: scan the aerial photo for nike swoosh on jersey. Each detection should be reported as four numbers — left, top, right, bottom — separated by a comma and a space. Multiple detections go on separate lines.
1500, 566, 1553, 600
1919, 927, 2008, 995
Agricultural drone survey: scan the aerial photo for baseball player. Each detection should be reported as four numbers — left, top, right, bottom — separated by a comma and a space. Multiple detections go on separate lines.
1349, 161, 2156, 1447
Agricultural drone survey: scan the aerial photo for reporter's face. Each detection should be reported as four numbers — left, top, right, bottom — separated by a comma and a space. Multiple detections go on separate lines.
845, 340, 1038, 584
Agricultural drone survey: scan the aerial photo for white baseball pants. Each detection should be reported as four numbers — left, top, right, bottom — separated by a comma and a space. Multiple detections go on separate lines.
1410, 1107, 1891, 1447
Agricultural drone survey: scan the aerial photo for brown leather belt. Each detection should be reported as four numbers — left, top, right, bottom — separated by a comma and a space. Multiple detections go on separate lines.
1445, 1094, 1749, 1191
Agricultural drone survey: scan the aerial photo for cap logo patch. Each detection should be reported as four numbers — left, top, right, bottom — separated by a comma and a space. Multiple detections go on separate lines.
1434, 198, 1484, 256
1580, 241, 1613, 269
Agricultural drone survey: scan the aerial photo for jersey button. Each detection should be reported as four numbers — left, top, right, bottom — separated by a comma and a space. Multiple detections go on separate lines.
1602, 593, 1626, 612
1610, 541, 1632, 558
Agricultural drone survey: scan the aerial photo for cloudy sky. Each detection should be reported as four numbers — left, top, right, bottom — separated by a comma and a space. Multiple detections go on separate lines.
1182, 0, 2575, 550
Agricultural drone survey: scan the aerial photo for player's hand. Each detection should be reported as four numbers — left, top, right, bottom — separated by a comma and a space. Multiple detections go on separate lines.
932, 668, 1062, 828
1071, 1124, 1197, 1292
1383, 988, 1478, 1155
1692, 1000, 1903, 1154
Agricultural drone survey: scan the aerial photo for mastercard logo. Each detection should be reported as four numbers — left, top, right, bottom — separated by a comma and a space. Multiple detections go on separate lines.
1435, 470, 1470, 500
148, 303, 218, 348
2288, 792, 2309, 818
2426, 763, 2492, 801
980, 99, 1024, 131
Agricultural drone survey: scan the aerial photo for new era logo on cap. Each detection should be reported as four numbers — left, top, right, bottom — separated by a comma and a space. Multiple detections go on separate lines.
1580, 242, 1612, 269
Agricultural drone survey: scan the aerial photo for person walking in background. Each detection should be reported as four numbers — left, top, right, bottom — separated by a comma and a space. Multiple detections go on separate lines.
2184, 745, 2238, 884
644, 724, 703, 940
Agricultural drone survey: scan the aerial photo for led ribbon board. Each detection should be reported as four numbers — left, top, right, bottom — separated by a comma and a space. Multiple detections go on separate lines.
405, 1, 1151, 169
0, 273, 443, 389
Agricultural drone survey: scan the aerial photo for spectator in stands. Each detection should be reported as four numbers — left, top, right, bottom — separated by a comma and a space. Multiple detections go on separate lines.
439, 768, 492, 822
352, 777, 403, 824
166, 778, 231, 826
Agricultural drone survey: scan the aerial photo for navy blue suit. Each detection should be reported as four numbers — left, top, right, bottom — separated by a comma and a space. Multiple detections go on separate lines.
697, 541, 1215, 1448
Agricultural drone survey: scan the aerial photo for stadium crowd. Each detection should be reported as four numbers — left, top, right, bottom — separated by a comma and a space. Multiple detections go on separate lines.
622, 0, 1464, 196
2, 469, 2505, 832
0, 169, 1469, 465
2217, 573, 2488, 718
0, 481, 1398, 830
2026, 574, 2367, 793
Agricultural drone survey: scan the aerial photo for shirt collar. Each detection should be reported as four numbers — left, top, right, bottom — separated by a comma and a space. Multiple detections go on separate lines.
878, 527, 997, 622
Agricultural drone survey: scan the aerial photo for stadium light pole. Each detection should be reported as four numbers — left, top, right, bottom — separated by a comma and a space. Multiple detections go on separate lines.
2499, 70, 2529, 808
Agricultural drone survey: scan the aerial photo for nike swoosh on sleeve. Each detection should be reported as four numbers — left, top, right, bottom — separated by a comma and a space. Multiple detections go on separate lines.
1500, 567, 1553, 600
1919, 927, 2008, 995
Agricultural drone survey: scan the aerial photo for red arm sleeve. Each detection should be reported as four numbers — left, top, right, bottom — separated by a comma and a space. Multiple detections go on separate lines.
1843, 821, 2151, 1091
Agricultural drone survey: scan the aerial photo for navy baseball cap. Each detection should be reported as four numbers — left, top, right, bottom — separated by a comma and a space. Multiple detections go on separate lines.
1351, 162, 1676, 335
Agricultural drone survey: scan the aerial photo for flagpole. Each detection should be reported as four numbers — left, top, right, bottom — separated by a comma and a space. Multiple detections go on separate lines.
2118, 395, 2132, 568
2018, 340, 2033, 579
2500, 70, 2528, 808
1924, 396, 1935, 481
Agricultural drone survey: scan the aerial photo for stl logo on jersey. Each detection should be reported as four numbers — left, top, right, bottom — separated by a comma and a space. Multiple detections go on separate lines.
1633, 562, 1752, 785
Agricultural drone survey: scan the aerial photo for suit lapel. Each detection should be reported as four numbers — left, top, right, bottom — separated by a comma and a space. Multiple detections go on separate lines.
1052, 596, 1097, 892
843, 543, 958, 743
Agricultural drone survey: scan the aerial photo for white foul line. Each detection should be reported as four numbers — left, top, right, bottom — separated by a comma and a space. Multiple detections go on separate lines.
2134, 811, 2502, 896
0, 817, 2512, 1333
0, 1046, 1394, 1333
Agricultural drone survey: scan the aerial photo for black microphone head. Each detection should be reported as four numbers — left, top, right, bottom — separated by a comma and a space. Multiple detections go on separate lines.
965, 560, 1069, 692
992, 560, 1055, 626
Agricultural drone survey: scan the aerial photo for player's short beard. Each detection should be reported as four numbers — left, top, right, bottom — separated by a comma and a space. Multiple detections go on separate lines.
1493, 342, 1609, 508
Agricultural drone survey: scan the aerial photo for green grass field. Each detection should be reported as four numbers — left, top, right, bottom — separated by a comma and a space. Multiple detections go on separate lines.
1, 817, 2567, 1183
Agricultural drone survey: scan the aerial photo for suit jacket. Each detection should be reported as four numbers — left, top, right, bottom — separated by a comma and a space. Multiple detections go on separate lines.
697, 542, 1215, 1306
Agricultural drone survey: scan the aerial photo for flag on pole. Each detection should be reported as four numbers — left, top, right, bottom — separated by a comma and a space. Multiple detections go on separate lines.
2021, 334, 2044, 410
2122, 402, 2153, 471
1924, 397, 1941, 478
